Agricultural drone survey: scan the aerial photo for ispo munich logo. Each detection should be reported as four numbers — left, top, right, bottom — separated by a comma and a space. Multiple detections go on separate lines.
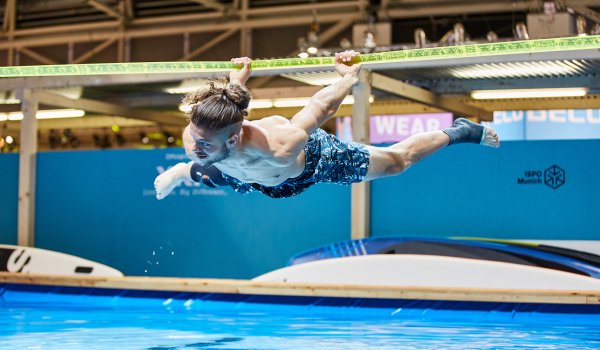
544, 165, 565, 189
517, 165, 566, 189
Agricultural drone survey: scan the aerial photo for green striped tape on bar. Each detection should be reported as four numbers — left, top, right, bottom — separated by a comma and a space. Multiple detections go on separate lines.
0, 35, 598, 78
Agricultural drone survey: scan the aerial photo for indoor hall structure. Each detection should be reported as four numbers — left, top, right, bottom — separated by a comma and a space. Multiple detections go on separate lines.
1, 1, 600, 349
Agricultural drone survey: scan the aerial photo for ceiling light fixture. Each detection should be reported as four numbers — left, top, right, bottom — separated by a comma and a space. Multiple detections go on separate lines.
253, 95, 374, 109
248, 99, 274, 109
470, 88, 588, 100
282, 71, 342, 86
0, 109, 85, 121
297, 37, 309, 59
450, 61, 582, 79
306, 8, 320, 55
1, 87, 83, 104
165, 79, 210, 94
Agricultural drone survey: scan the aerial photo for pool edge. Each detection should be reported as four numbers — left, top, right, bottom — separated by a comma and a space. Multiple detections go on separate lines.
1, 272, 599, 304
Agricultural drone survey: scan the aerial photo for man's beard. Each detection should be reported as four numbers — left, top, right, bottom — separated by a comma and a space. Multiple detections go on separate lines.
200, 146, 231, 168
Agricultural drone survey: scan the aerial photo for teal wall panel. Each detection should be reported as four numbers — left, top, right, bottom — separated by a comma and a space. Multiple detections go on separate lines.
35, 149, 350, 279
0, 154, 18, 245
372, 140, 600, 240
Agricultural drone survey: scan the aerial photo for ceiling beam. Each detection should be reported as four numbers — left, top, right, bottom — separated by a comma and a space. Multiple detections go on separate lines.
5, 0, 599, 43
567, 4, 600, 24
36, 92, 186, 126
187, 0, 227, 12
381, 0, 600, 19
87, 0, 124, 21
123, 0, 135, 19
2, 0, 15, 33
178, 29, 238, 61
0, 12, 362, 50
0, 104, 21, 112
18, 47, 59, 65
371, 72, 493, 120
118, 86, 324, 107
12, 21, 121, 37
239, 0, 251, 57
1, 116, 157, 133
0, 103, 81, 112
246, 1, 359, 16
3, 0, 364, 40
3, 0, 16, 66
249, 100, 444, 120
251, 86, 323, 99
72, 38, 119, 64
0, 73, 220, 89
119, 10, 222, 27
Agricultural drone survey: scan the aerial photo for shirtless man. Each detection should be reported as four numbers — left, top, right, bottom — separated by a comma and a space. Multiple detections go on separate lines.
154, 50, 499, 199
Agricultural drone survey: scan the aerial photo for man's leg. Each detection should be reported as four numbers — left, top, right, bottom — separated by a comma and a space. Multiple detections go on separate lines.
363, 119, 499, 181
363, 131, 449, 181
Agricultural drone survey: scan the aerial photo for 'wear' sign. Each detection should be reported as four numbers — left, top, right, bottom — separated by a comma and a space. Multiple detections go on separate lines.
336, 113, 453, 144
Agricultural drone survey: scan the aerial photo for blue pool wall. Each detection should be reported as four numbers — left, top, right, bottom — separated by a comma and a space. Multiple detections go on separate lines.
1, 139, 599, 278
2, 283, 600, 326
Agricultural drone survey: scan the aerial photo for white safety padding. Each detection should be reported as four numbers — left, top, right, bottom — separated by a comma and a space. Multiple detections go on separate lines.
0, 244, 123, 277
254, 255, 600, 291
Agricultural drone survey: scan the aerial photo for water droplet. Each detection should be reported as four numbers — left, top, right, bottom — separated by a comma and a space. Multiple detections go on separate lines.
152, 251, 155, 256
156, 262, 159, 265
171, 252, 175, 255
144, 269, 147, 273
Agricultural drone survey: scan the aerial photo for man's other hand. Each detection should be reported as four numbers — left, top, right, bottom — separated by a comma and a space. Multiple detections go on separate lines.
334, 50, 361, 78
230, 57, 252, 85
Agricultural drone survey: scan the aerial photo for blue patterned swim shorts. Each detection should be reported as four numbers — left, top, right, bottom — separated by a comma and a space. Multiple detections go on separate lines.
220, 129, 370, 198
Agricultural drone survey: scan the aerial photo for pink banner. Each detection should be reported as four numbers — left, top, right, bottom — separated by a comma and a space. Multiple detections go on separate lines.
336, 113, 453, 144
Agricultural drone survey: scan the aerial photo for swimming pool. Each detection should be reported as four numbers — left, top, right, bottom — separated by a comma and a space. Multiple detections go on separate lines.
1, 275, 600, 349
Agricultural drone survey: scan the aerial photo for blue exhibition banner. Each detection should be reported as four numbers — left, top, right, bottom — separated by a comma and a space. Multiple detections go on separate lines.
489, 109, 600, 141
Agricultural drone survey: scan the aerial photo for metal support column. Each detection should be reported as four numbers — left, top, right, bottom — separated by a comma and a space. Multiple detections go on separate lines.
350, 70, 371, 239
240, 0, 252, 57
17, 89, 39, 247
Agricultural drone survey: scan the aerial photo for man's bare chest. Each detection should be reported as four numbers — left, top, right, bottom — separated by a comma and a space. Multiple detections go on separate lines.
216, 151, 304, 187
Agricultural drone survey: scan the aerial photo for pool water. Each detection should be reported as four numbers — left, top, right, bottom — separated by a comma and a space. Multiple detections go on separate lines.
1, 285, 600, 349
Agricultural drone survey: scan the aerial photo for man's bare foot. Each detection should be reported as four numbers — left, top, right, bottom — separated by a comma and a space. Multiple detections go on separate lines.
154, 162, 192, 200
482, 126, 500, 148
443, 118, 500, 148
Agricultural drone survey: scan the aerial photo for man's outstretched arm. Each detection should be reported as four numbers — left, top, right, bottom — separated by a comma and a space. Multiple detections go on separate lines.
290, 51, 361, 136
154, 162, 229, 200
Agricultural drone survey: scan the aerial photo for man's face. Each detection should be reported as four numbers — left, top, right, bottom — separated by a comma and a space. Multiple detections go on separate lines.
184, 124, 231, 167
